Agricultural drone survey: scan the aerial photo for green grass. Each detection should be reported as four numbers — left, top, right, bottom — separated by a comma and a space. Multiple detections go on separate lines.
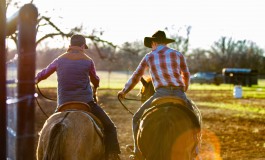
34, 70, 265, 120
190, 79, 265, 90
36, 70, 265, 99
36, 70, 141, 89
189, 83, 233, 90
197, 101, 265, 115
190, 79, 265, 99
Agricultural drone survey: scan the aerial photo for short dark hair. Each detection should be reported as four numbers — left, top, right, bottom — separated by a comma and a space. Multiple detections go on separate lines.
70, 34, 88, 49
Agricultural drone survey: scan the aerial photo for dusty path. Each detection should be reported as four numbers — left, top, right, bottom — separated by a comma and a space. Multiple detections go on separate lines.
35, 89, 265, 160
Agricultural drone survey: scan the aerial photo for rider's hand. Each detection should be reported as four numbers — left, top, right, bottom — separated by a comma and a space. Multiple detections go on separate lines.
118, 90, 126, 99
184, 85, 189, 92
92, 86, 97, 95
93, 86, 98, 103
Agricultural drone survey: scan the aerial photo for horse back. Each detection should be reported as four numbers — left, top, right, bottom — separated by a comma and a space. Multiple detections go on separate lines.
138, 100, 201, 160
151, 96, 186, 108
56, 101, 104, 135
149, 96, 200, 128
37, 111, 105, 160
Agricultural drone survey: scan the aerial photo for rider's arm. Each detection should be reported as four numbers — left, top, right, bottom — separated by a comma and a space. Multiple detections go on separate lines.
122, 56, 148, 94
89, 60, 100, 88
180, 54, 190, 92
35, 59, 57, 83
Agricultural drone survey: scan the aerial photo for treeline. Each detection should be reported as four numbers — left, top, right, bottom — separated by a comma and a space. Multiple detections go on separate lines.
34, 36, 265, 75
5, 1, 264, 75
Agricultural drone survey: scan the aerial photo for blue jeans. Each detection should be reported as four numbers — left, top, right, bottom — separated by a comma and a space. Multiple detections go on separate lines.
132, 88, 188, 154
88, 101, 121, 154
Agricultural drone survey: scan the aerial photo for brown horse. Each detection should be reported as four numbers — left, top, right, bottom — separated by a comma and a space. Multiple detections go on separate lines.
36, 102, 105, 160
136, 77, 202, 160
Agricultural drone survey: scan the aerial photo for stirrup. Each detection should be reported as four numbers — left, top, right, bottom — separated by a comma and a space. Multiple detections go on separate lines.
129, 154, 139, 160
129, 151, 142, 160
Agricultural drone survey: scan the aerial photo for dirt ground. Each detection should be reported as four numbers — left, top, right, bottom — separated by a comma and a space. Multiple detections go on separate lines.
35, 89, 265, 160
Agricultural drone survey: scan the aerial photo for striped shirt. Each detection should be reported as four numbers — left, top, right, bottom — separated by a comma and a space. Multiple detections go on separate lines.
122, 45, 190, 94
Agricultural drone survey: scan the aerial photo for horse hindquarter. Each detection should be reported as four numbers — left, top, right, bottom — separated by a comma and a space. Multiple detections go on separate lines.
37, 111, 104, 160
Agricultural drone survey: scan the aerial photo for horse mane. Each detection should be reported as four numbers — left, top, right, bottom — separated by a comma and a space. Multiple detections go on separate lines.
138, 104, 198, 160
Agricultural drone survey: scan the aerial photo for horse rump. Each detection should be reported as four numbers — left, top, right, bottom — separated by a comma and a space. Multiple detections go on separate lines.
137, 103, 200, 160
37, 111, 105, 160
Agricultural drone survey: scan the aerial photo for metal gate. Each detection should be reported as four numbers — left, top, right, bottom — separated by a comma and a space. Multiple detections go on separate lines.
0, 3, 38, 160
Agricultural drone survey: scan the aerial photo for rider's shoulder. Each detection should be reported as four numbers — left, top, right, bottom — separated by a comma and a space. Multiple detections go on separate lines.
57, 52, 92, 61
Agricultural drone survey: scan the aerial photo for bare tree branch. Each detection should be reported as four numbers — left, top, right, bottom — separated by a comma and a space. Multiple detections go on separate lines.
6, 3, 119, 61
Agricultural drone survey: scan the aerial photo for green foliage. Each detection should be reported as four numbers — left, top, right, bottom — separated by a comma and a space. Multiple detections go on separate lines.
205, 37, 264, 73
187, 37, 265, 73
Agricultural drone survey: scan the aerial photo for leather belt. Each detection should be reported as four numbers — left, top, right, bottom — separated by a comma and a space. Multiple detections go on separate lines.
158, 86, 184, 91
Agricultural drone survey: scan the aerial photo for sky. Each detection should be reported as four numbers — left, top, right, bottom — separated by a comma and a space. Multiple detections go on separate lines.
6, 0, 265, 51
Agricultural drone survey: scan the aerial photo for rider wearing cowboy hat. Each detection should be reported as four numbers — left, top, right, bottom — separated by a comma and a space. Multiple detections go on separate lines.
118, 30, 191, 160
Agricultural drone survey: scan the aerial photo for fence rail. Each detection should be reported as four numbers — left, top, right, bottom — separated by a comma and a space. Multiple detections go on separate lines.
1, 3, 38, 160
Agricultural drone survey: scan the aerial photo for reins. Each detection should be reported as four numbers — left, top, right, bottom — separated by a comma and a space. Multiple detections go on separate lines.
118, 96, 138, 115
124, 97, 142, 101
35, 97, 49, 118
36, 83, 57, 101
35, 83, 57, 118
36, 82, 143, 117
117, 90, 150, 116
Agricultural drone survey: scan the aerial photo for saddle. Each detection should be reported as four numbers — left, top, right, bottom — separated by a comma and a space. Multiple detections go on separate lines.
57, 101, 91, 112
57, 101, 104, 138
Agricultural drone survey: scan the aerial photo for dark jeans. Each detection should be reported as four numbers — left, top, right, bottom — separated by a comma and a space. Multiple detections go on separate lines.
132, 88, 190, 154
88, 101, 121, 154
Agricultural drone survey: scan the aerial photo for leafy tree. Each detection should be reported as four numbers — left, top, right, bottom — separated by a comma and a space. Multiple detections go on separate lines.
206, 37, 264, 73
187, 48, 209, 73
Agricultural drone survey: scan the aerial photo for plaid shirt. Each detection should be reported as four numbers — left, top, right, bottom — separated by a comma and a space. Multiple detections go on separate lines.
122, 45, 190, 94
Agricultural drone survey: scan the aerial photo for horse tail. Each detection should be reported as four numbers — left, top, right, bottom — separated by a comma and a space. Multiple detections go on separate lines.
44, 113, 69, 160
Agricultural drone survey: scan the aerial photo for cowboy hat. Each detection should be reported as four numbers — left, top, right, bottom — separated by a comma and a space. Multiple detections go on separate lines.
144, 30, 175, 48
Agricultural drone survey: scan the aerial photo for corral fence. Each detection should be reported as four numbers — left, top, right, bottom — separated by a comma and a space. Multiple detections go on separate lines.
0, 2, 38, 160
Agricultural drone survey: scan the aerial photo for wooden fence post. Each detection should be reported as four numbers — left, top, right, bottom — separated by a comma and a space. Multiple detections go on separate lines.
0, 0, 7, 159
16, 4, 38, 160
